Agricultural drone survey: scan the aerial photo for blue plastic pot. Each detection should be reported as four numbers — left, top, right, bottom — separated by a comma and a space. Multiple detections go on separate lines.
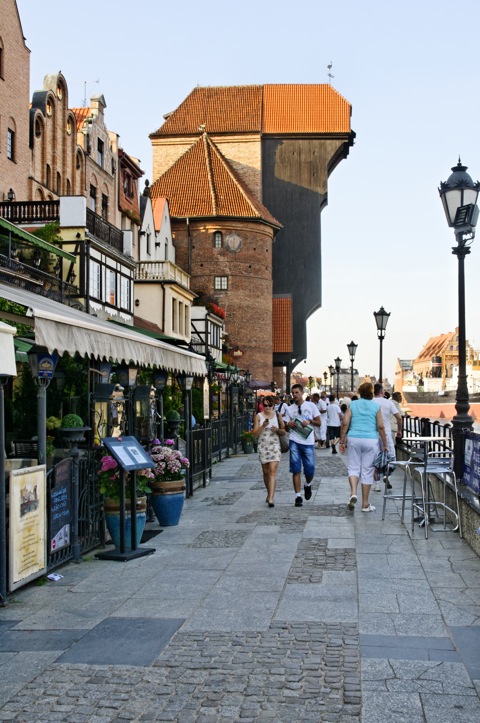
104, 497, 146, 549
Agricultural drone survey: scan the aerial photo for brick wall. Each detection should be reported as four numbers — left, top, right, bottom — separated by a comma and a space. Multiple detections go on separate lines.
173, 218, 274, 379
0, 0, 31, 200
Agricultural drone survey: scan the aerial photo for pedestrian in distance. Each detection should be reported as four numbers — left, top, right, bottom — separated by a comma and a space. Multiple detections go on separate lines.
326, 394, 343, 454
338, 381, 389, 513
312, 392, 327, 448
285, 384, 321, 506
252, 396, 286, 507
372, 383, 402, 490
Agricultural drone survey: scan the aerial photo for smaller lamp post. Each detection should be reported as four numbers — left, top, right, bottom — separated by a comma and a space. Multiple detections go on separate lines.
28, 350, 58, 465
373, 307, 390, 384
323, 371, 328, 392
177, 373, 194, 496
328, 365, 335, 395
347, 341, 358, 393
116, 366, 138, 435
153, 370, 169, 443
439, 159, 480, 477
334, 357, 342, 398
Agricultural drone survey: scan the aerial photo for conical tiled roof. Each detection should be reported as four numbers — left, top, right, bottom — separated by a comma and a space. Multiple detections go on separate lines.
151, 84, 351, 137
150, 133, 281, 227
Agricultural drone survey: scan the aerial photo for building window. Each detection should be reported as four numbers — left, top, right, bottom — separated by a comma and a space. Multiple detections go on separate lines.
101, 193, 108, 220
35, 119, 42, 138
97, 139, 104, 168
56, 172, 61, 195
146, 232, 151, 255
0, 45, 3, 79
106, 269, 116, 305
46, 164, 51, 188
89, 260, 101, 298
165, 238, 168, 261
214, 231, 222, 248
89, 184, 96, 212
119, 276, 130, 309
7, 128, 15, 161
123, 172, 133, 199
66, 118, 72, 136
46, 100, 52, 116
214, 276, 228, 290
172, 298, 177, 332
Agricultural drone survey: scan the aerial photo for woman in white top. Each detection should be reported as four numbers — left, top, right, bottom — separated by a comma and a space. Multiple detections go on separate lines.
253, 397, 286, 507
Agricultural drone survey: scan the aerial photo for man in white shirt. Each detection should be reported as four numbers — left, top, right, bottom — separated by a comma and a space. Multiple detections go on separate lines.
285, 384, 321, 507
312, 393, 327, 448
326, 395, 343, 455
373, 383, 402, 490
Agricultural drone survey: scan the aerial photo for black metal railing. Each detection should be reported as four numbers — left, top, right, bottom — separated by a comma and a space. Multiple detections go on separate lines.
0, 253, 77, 303
86, 208, 123, 252
402, 415, 453, 446
0, 200, 60, 224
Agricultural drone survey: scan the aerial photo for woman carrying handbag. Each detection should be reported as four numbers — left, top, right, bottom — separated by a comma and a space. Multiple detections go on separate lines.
252, 397, 287, 507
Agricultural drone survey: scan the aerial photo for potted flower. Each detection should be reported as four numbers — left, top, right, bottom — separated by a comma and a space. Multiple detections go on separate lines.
59, 413, 90, 445
241, 430, 256, 454
148, 439, 190, 526
98, 453, 152, 549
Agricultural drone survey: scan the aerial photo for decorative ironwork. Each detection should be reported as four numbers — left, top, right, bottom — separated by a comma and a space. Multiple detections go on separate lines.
86, 208, 123, 252
0, 253, 78, 303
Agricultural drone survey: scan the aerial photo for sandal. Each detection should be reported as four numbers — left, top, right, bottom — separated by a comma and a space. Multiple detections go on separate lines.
347, 495, 357, 510
361, 504, 376, 512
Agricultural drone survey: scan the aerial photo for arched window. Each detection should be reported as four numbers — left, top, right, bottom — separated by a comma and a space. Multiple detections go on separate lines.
35, 118, 42, 138
46, 164, 51, 188
213, 231, 222, 248
56, 172, 61, 195
0, 37, 4, 79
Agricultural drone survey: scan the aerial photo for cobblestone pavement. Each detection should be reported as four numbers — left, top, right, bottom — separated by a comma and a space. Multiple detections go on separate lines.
0, 448, 480, 722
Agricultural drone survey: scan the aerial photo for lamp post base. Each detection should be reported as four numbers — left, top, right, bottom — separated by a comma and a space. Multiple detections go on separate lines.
451, 411, 473, 480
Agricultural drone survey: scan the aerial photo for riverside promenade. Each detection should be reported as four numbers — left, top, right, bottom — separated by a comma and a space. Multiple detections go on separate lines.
0, 448, 479, 722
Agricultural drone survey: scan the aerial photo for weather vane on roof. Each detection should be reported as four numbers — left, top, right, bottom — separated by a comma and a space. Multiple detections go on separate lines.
327, 62, 334, 85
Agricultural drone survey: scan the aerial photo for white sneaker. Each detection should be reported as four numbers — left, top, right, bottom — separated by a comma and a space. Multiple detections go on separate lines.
373, 483, 381, 492
361, 504, 376, 512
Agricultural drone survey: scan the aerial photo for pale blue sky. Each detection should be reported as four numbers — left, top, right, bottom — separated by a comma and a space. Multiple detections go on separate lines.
16, 0, 480, 381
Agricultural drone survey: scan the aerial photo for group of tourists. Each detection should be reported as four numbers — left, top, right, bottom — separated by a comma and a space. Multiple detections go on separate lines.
251, 382, 403, 513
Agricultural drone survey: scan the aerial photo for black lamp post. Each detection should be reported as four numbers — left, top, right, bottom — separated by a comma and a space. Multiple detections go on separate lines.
347, 341, 358, 393
334, 357, 342, 398
373, 307, 390, 384
439, 159, 480, 477
308, 376, 314, 394
323, 371, 328, 392
328, 365, 335, 395
153, 370, 169, 443
177, 373, 194, 496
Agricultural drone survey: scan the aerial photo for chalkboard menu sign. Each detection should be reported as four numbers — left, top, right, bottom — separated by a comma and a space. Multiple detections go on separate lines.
49, 458, 72, 553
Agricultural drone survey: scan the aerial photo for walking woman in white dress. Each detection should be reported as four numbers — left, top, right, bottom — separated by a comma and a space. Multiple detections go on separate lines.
252, 396, 286, 507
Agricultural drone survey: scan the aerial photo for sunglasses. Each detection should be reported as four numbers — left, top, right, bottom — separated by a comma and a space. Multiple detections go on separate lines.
263, 402, 273, 407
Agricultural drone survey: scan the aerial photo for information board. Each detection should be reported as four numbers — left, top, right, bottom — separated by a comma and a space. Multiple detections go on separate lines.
9, 465, 47, 591
49, 458, 72, 553
102, 436, 155, 471
463, 431, 480, 496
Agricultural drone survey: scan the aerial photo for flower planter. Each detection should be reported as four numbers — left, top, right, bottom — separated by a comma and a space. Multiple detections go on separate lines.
104, 496, 147, 550
150, 479, 186, 526
241, 441, 254, 454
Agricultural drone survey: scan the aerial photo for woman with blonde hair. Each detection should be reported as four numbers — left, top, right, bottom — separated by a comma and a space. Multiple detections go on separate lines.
338, 381, 388, 513
252, 396, 286, 507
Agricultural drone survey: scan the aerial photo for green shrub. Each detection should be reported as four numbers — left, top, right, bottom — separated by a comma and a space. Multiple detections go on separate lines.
60, 413, 84, 428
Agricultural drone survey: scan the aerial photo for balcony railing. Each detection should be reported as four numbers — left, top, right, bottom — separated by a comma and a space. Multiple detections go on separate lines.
0, 200, 60, 224
0, 253, 78, 304
86, 208, 124, 252
135, 260, 190, 288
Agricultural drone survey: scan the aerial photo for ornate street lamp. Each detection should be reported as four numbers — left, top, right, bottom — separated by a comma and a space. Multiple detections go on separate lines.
373, 307, 390, 383
153, 370, 169, 443
323, 371, 328, 392
328, 364, 335, 395
308, 376, 314, 394
334, 357, 342, 398
439, 159, 480, 477
347, 341, 358, 393
177, 373, 195, 496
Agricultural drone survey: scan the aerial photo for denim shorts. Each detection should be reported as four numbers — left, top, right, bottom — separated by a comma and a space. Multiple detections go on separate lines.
289, 440, 315, 478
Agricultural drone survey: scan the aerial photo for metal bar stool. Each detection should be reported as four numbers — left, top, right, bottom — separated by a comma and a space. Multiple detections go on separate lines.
411, 451, 462, 539
381, 446, 424, 525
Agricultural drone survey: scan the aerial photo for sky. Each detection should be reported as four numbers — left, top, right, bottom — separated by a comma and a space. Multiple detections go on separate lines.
16, 0, 480, 383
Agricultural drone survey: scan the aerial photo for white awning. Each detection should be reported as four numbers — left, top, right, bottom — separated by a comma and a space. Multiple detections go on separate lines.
0, 285, 206, 376
0, 320, 17, 376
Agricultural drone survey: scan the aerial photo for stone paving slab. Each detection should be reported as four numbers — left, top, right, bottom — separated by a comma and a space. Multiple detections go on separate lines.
0, 451, 479, 721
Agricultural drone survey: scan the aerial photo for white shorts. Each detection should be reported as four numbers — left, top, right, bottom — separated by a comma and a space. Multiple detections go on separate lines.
346, 437, 378, 485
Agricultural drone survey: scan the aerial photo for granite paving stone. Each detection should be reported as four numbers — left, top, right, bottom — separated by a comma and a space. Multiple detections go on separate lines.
0, 452, 478, 721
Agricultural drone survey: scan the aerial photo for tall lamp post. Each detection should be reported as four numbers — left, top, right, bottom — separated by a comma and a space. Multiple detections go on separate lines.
334, 357, 342, 398
373, 307, 390, 384
323, 371, 328, 392
328, 365, 335, 395
439, 159, 480, 477
177, 373, 194, 496
347, 341, 358, 393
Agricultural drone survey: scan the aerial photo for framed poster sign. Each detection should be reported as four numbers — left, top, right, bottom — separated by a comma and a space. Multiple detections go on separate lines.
9, 465, 47, 591
464, 431, 480, 496
49, 458, 72, 553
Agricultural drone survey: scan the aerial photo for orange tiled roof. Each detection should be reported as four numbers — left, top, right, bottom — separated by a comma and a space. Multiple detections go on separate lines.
415, 331, 456, 362
152, 84, 351, 137
153, 197, 167, 232
272, 297, 292, 353
150, 133, 281, 227
71, 107, 90, 131
263, 84, 351, 134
